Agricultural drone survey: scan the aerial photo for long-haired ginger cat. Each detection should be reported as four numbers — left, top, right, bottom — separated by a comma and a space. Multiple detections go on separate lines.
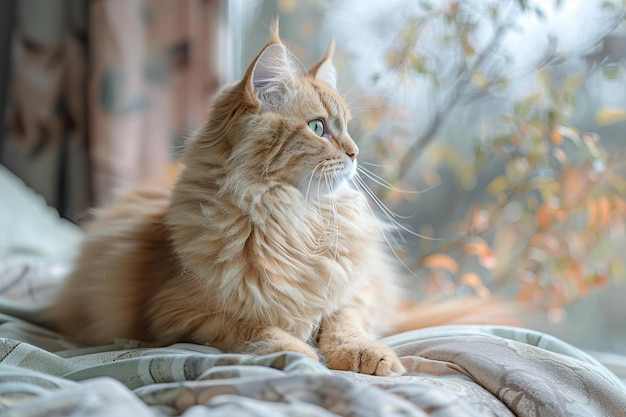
48, 23, 511, 376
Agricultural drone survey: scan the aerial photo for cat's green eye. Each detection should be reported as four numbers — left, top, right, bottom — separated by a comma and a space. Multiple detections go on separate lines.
308, 119, 325, 137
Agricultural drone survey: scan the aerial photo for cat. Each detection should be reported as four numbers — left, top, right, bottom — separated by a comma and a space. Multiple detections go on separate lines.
47, 22, 514, 376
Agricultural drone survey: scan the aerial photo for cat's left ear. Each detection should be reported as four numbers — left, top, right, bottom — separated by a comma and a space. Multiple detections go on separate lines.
244, 23, 307, 109
309, 40, 337, 90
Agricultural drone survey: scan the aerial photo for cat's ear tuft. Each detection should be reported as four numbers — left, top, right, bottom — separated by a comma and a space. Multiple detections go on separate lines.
309, 40, 337, 90
245, 34, 306, 109
268, 18, 281, 44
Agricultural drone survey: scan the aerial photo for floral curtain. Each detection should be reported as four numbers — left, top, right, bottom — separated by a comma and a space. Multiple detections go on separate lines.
1, 0, 225, 220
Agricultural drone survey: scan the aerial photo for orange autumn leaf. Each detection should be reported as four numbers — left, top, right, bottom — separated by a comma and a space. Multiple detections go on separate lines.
469, 208, 491, 234
460, 272, 481, 286
567, 263, 587, 296
478, 252, 498, 270
529, 233, 561, 253
561, 167, 585, 204
517, 275, 545, 303
551, 129, 564, 146
612, 196, 626, 215
587, 198, 598, 229
486, 175, 508, 195
535, 203, 553, 229
464, 236, 491, 256
465, 237, 498, 269
590, 273, 610, 289
597, 196, 612, 224
460, 272, 491, 298
421, 253, 459, 274
554, 207, 568, 222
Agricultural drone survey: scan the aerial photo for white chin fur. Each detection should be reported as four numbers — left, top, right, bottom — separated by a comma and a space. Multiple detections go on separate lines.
301, 158, 356, 200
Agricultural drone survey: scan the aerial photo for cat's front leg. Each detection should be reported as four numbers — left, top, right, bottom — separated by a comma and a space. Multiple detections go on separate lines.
317, 310, 404, 376
237, 326, 320, 361
186, 318, 320, 362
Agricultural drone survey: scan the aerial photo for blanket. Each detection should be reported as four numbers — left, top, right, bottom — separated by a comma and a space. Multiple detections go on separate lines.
0, 256, 625, 417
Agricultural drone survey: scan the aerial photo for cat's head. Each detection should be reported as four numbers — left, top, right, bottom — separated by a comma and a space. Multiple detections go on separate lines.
193, 22, 359, 200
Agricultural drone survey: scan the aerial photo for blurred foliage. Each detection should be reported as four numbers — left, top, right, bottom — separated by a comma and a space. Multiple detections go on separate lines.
352, 0, 626, 317
269, 0, 626, 317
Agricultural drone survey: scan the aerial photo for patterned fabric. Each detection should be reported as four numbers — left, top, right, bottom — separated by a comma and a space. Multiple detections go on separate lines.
0, 257, 625, 417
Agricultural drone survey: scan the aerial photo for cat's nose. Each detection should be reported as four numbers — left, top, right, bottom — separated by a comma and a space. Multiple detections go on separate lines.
346, 147, 359, 161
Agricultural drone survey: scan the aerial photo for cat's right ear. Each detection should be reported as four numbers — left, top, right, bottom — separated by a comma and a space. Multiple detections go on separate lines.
309, 40, 337, 90
243, 32, 306, 109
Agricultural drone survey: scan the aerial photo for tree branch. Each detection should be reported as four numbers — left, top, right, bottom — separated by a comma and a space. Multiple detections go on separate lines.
396, 17, 515, 180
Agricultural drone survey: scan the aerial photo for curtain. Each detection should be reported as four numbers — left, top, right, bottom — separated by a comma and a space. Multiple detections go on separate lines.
2, 0, 89, 221
1, 0, 225, 220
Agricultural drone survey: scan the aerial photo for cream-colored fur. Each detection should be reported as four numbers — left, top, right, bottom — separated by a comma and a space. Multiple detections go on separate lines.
48, 24, 514, 376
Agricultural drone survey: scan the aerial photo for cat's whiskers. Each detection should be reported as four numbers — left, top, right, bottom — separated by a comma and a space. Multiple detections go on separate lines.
308, 171, 339, 285
300, 164, 337, 258
354, 168, 442, 241
305, 168, 341, 246
303, 161, 326, 204
350, 174, 424, 280
359, 161, 389, 169
316, 170, 331, 233
357, 165, 440, 196
323, 171, 341, 287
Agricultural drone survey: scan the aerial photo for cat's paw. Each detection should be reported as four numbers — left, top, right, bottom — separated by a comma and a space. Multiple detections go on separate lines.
322, 340, 404, 376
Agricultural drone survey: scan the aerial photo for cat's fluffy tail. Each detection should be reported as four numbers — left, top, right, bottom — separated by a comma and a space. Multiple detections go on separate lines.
388, 296, 523, 336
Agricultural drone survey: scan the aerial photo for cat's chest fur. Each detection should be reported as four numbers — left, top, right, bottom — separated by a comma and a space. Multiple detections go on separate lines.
168, 182, 383, 339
